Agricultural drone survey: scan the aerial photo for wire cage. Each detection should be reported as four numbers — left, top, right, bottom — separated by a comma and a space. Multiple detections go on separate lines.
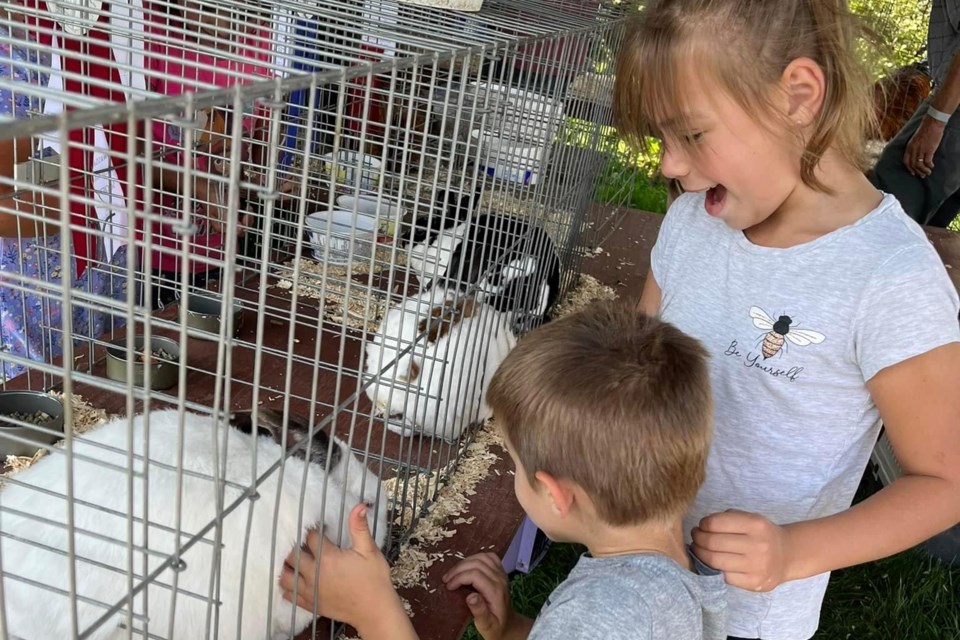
0, 0, 633, 638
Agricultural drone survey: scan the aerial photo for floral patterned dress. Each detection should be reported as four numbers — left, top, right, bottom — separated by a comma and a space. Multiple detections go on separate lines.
0, 23, 131, 380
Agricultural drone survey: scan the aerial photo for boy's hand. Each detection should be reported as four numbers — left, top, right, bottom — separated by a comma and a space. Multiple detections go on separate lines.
442, 553, 532, 640
691, 509, 795, 593
279, 504, 405, 634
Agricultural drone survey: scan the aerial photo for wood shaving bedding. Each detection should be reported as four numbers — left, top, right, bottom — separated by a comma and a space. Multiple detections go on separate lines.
397, 0, 483, 10
551, 273, 617, 318
384, 425, 503, 593
1, 392, 116, 484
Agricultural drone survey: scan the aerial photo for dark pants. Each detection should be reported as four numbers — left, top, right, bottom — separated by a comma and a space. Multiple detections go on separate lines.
871, 98, 960, 228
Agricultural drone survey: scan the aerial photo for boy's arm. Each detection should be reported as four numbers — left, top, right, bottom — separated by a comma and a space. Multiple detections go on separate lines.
280, 505, 419, 640
353, 599, 419, 640
443, 553, 533, 640
692, 342, 960, 591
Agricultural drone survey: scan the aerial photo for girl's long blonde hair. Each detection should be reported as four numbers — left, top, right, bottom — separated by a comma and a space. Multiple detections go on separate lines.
613, 0, 877, 192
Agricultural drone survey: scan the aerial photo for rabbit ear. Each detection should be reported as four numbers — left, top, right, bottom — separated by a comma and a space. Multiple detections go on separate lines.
231, 408, 342, 471
417, 296, 479, 344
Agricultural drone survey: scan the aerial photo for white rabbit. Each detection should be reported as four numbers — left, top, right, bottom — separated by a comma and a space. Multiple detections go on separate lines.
364, 286, 517, 441
0, 407, 388, 640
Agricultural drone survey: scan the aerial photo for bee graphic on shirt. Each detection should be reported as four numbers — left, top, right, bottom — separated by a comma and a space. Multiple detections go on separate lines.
750, 306, 825, 359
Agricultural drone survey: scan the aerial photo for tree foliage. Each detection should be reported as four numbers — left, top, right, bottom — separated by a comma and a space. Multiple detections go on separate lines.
852, 0, 932, 78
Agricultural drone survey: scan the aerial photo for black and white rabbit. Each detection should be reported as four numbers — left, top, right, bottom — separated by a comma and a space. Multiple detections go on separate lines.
0, 407, 387, 640
401, 183, 478, 282
403, 183, 561, 333
364, 285, 517, 441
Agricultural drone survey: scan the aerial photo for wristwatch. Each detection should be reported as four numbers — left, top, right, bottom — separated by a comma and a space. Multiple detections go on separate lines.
926, 105, 953, 124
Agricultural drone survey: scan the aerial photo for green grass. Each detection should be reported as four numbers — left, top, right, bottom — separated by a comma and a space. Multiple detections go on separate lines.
593, 159, 669, 213
816, 551, 960, 639
593, 127, 960, 226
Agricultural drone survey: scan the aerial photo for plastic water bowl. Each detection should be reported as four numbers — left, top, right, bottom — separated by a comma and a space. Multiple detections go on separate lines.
0, 391, 65, 458
472, 129, 547, 186
306, 210, 378, 265
321, 150, 382, 194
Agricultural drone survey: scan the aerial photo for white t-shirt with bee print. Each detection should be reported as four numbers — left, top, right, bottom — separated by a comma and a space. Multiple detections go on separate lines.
650, 191, 960, 640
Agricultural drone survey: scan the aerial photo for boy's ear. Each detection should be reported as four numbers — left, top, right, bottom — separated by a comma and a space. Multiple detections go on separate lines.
534, 470, 576, 517
780, 56, 825, 128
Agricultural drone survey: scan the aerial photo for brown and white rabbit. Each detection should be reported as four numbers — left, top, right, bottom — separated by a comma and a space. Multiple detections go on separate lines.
0, 407, 387, 639
364, 285, 517, 441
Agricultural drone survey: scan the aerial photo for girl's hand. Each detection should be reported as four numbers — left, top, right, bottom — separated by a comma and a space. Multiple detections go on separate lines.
903, 117, 945, 179
194, 176, 248, 236
691, 509, 795, 593
279, 504, 409, 637
442, 553, 532, 640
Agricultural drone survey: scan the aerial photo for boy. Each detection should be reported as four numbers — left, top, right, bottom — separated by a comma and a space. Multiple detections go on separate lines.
279, 299, 727, 639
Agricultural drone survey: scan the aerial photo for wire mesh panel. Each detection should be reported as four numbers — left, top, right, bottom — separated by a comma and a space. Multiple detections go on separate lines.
0, 0, 631, 637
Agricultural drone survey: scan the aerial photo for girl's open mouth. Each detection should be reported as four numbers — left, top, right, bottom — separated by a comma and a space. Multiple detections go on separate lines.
705, 185, 727, 217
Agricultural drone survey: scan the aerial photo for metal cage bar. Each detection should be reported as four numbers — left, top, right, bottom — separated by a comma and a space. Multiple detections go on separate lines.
0, 1, 635, 637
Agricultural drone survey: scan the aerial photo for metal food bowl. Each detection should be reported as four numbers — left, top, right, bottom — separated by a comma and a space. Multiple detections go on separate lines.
105, 335, 181, 390
0, 391, 66, 458
185, 293, 243, 340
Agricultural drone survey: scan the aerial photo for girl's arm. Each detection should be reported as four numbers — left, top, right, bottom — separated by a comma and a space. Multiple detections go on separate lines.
637, 271, 662, 316
783, 341, 960, 579
692, 342, 960, 591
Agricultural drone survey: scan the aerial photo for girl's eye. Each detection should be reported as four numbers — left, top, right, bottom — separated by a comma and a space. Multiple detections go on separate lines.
685, 131, 704, 144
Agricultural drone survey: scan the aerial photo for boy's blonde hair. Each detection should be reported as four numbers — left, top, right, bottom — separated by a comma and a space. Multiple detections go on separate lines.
613, 0, 876, 192
486, 300, 712, 526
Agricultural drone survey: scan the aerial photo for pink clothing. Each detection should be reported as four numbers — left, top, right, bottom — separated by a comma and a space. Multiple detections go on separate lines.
144, 3, 273, 273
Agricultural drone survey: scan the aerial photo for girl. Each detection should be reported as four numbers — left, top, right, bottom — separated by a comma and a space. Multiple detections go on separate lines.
144, 0, 277, 308
613, 2, 960, 639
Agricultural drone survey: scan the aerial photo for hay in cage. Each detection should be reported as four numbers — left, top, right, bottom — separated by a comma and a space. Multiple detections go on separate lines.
271, 247, 408, 332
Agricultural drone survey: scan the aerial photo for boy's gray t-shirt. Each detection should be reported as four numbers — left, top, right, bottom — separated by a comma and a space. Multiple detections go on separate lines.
652, 192, 960, 640
527, 551, 727, 640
